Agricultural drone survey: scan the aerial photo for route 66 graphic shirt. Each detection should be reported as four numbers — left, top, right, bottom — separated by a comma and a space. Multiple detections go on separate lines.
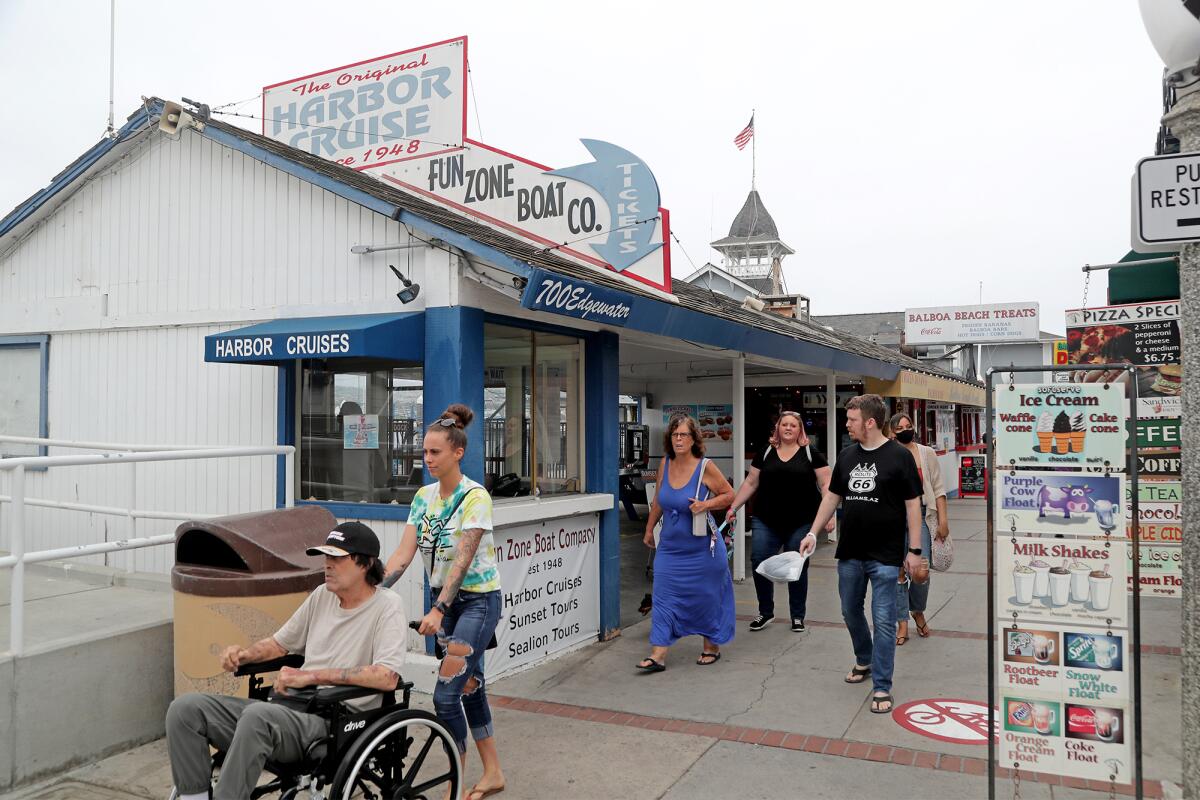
829, 440, 922, 566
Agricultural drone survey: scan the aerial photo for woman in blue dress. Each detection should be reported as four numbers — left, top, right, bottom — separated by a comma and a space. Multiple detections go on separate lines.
637, 414, 736, 671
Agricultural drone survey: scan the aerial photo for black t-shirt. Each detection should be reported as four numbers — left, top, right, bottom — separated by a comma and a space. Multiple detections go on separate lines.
750, 444, 828, 533
829, 439, 922, 566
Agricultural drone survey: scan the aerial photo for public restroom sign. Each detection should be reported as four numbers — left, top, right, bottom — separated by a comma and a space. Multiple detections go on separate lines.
996, 472, 1125, 538
1134, 152, 1200, 245
262, 37, 466, 166
993, 384, 1127, 468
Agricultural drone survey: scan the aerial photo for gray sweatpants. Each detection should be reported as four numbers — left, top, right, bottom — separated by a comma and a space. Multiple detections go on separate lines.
166, 693, 327, 800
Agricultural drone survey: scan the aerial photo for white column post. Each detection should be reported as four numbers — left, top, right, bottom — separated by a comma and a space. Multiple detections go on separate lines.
826, 373, 838, 541
126, 459, 137, 573
285, 448, 296, 508
732, 354, 746, 580
10, 464, 26, 656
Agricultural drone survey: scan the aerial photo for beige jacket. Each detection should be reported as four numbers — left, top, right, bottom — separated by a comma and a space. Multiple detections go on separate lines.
911, 443, 947, 530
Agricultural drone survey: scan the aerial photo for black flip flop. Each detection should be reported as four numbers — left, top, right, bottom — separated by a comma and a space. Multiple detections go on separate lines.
696, 651, 721, 666
870, 693, 894, 714
636, 657, 666, 673
844, 665, 871, 684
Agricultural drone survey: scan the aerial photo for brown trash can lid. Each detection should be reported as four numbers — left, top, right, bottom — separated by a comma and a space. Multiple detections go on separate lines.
172, 505, 337, 597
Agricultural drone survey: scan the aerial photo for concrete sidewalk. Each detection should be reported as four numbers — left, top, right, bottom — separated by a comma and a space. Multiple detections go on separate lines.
6, 499, 1183, 799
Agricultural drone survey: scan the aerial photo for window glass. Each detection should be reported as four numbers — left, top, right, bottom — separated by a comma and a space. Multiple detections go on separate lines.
0, 345, 43, 458
483, 324, 584, 497
300, 360, 423, 504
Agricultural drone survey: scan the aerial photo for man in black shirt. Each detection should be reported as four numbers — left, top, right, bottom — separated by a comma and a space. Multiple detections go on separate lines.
802, 394, 922, 714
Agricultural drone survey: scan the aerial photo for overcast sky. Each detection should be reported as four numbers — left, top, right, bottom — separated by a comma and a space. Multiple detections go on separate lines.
0, 1, 1169, 330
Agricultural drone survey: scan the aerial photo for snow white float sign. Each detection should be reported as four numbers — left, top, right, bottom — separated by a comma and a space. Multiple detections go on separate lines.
997, 472, 1125, 538
994, 384, 1127, 469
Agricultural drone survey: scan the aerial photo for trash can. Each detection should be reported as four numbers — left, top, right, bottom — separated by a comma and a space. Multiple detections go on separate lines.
171, 505, 335, 697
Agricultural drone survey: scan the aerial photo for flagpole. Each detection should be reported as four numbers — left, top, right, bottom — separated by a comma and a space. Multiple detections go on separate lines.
751, 108, 756, 190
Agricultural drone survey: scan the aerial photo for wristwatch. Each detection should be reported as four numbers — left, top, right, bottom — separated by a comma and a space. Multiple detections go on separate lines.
908, 547, 923, 556
433, 600, 450, 614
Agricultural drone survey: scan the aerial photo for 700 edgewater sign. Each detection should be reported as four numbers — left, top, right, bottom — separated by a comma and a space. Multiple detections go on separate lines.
521, 270, 632, 326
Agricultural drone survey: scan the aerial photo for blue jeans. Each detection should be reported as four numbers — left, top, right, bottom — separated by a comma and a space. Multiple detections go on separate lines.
896, 517, 934, 619
837, 559, 901, 694
750, 520, 812, 619
432, 588, 501, 754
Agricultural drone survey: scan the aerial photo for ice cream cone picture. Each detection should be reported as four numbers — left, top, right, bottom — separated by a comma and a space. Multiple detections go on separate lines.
1052, 411, 1071, 454
1070, 412, 1086, 453
1037, 412, 1054, 453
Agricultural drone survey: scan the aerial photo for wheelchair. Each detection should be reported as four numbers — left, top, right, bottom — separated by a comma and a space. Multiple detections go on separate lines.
168, 653, 461, 799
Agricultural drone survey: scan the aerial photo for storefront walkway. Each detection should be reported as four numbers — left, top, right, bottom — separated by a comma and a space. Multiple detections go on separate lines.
7, 500, 1182, 800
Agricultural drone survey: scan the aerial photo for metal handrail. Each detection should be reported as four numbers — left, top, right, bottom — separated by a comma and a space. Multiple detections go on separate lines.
0, 434, 226, 452
0, 439, 295, 657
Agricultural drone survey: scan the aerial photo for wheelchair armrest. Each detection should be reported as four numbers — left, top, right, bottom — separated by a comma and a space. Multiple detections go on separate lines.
311, 684, 393, 708
235, 653, 305, 677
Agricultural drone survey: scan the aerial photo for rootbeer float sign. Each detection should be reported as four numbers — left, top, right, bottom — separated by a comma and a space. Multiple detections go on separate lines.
262, 37, 467, 166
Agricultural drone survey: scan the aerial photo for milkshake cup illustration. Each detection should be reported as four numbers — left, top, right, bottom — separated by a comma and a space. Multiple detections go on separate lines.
1052, 411, 1071, 454
1013, 563, 1035, 605
1030, 559, 1052, 597
1036, 411, 1054, 453
1089, 566, 1113, 612
1094, 709, 1120, 742
1033, 704, 1056, 736
1094, 499, 1117, 531
1070, 412, 1086, 453
1049, 563, 1071, 606
1069, 560, 1091, 602
1094, 639, 1119, 670
1033, 635, 1055, 664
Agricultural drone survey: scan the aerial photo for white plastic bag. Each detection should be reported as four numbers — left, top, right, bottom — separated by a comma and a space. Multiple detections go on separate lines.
755, 551, 811, 583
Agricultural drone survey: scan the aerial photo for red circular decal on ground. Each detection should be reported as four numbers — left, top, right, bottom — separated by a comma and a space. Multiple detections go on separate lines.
892, 698, 998, 745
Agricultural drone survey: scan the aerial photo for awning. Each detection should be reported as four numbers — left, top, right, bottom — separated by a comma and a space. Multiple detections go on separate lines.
866, 370, 985, 407
204, 312, 423, 366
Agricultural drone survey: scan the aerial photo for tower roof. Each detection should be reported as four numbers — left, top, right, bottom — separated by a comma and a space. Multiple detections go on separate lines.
728, 189, 778, 239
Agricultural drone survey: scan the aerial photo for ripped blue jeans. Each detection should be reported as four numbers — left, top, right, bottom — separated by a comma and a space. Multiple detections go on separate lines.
431, 588, 502, 754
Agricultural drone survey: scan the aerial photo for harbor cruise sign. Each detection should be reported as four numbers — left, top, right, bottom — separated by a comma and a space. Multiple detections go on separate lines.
263, 37, 672, 293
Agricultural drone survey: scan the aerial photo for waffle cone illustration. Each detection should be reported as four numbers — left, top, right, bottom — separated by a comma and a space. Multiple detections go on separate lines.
1037, 432, 1054, 453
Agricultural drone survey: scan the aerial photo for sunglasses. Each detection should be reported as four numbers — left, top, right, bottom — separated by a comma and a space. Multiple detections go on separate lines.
434, 418, 458, 428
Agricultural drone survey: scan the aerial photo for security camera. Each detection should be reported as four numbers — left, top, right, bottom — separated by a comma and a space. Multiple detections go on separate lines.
389, 264, 421, 305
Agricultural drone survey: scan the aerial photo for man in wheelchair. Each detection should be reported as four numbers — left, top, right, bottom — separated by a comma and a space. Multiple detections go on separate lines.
166, 521, 454, 800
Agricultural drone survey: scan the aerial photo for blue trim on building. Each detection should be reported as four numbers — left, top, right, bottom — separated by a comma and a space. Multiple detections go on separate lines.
0, 108, 152, 239
0, 335, 50, 460
276, 365, 295, 508
296, 500, 413, 521
422, 307, 486, 482
585, 331, 621, 639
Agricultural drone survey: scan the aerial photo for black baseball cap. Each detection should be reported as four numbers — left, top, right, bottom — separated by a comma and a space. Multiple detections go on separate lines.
307, 521, 380, 558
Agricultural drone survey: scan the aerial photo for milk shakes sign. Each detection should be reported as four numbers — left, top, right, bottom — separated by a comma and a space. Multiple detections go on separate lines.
994, 385, 1127, 468
262, 38, 466, 165
904, 302, 1039, 345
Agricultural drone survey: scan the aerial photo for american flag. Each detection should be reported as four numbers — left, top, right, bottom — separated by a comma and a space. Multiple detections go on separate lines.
733, 115, 754, 150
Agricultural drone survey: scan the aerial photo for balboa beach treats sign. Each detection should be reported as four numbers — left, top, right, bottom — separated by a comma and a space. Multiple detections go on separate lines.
993, 384, 1127, 468
904, 301, 1040, 345
997, 472, 1125, 538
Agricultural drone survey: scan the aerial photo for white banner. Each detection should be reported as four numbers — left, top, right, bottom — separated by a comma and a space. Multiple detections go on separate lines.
262, 37, 466, 166
486, 513, 600, 678
904, 301, 1040, 345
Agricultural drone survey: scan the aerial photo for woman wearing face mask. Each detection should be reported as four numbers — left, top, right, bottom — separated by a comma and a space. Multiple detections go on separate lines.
888, 413, 948, 645
726, 410, 833, 633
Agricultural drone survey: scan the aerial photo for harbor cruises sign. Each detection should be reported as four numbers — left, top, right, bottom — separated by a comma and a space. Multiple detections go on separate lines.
263, 37, 672, 294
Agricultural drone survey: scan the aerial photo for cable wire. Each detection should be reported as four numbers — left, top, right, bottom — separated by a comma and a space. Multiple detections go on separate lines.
540, 215, 660, 253
467, 61, 484, 139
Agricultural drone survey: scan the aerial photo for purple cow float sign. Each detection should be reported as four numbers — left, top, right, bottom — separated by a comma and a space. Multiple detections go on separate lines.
997, 471, 1126, 538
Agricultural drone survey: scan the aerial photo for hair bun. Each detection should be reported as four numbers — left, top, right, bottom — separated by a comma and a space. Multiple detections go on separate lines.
441, 403, 474, 429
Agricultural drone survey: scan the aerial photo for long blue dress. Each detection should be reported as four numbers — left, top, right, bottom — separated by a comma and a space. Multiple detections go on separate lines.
650, 459, 737, 647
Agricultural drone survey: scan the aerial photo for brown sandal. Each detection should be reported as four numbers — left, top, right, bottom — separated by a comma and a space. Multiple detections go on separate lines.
896, 620, 908, 646
912, 612, 931, 637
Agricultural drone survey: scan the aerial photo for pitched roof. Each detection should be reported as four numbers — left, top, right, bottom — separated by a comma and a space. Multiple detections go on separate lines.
727, 189, 777, 238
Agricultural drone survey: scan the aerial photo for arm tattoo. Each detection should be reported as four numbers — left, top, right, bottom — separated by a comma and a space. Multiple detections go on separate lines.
438, 528, 483, 604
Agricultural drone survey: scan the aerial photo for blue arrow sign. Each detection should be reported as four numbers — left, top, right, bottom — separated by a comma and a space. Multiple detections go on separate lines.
548, 139, 663, 272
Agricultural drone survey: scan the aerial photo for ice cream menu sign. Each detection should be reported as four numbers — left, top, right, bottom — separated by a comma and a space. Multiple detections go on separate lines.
994, 385, 1127, 468
996, 536, 1128, 628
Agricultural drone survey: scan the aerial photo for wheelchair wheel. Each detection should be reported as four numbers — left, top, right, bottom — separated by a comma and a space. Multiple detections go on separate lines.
329, 708, 460, 800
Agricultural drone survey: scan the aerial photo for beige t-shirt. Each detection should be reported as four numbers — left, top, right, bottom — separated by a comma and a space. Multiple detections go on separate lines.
273, 585, 408, 710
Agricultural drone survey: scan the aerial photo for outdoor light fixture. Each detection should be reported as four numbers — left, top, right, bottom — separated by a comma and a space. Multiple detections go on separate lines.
389, 264, 421, 304
1139, 0, 1200, 81
350, 242, 427, 255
